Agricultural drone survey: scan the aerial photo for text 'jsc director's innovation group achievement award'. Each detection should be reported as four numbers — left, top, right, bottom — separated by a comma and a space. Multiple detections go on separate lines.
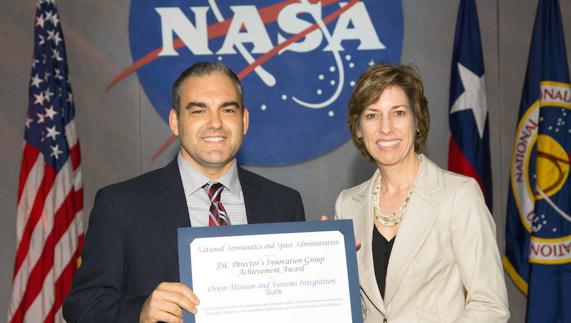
178, 220, 362, 323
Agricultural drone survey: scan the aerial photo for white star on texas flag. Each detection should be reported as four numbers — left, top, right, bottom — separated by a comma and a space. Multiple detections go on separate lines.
449, 63, 488, 138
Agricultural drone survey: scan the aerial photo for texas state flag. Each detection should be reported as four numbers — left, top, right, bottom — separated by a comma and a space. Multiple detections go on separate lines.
448, 0, 493, 209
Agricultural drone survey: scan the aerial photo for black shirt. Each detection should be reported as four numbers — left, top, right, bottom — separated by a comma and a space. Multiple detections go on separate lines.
372, 227, 395, 299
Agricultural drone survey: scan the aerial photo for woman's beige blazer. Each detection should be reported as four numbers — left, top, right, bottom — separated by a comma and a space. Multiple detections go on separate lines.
335, 155, 509, 322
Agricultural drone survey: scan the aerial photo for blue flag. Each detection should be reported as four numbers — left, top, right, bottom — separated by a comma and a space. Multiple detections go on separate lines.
504, 0, 571, 322
448, 0, 493, 209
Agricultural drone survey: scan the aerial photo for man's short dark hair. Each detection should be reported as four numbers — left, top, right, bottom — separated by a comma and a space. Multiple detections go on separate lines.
171, 61, 244, 114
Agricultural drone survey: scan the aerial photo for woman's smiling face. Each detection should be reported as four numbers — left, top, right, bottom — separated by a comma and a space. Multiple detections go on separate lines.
357, 85, 417, 168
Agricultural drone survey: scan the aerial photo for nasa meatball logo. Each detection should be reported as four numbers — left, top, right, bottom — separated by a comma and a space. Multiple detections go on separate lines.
125, 0, 403, 165
511, 81, 571, 264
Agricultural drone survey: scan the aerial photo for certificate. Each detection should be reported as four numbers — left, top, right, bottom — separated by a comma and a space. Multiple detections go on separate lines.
178, 220, 362, 323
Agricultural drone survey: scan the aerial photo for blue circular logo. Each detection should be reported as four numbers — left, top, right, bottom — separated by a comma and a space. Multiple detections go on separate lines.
127, 0, 403, 165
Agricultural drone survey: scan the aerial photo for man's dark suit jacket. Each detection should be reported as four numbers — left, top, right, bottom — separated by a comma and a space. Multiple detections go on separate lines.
62, 159, 305, 322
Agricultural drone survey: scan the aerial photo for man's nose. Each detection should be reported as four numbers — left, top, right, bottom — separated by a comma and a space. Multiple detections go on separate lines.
207, 111, 222, 128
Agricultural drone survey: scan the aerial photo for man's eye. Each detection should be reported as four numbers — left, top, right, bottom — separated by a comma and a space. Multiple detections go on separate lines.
190, 109, 205, 114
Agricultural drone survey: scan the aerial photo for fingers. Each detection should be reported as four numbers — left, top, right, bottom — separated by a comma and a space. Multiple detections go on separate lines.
320, 215, 361, 250
141, 294, 182, 323
158, 282, 200, 312
321, 215, 360, 250
140, 282, 200, 323
141, 298, 182, 323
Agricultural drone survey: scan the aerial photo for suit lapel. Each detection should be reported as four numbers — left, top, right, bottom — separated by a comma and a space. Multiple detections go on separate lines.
383, 156, 442, 306
238, 167, 271, 224
151, 159, 191, 255
350, 171, 388, 314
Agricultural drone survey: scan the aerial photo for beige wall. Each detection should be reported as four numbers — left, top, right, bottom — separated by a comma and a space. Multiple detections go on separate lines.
1, 1, 570, 321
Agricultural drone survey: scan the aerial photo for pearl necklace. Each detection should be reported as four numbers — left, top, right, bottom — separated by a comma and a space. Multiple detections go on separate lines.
373, 155, 422, 227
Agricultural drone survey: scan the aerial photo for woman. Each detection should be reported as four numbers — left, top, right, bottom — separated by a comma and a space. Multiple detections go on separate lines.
335, 63, 509, 322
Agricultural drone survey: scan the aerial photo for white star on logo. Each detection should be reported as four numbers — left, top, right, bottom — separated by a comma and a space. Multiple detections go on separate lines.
50, 144, 63, 159
450, 63, 488, 138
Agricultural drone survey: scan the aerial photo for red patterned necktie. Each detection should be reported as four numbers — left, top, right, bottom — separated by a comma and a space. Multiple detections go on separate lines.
204, 182, 230, 226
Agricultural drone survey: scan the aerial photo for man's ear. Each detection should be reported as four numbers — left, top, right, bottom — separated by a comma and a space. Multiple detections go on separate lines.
242, 107, 250, 135
169, 108, 179, 136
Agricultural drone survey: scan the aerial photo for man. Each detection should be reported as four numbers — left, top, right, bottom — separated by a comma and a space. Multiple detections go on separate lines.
63, 62, 306, 322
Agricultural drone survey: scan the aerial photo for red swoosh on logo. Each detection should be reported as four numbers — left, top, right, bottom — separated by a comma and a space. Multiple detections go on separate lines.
107, 0, 345, 90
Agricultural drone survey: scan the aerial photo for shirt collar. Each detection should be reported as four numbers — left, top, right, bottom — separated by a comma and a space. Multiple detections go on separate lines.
177, 153, 241, 194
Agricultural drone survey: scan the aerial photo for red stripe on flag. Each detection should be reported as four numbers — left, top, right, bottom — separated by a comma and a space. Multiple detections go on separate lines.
69, 142, 81, 171
43, 232, 84, 323
448, 136, 488, 197
74, 188, 84, 210
10, 188, 81, 323
13, 163, 57, 279
17, 144, 40, 203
